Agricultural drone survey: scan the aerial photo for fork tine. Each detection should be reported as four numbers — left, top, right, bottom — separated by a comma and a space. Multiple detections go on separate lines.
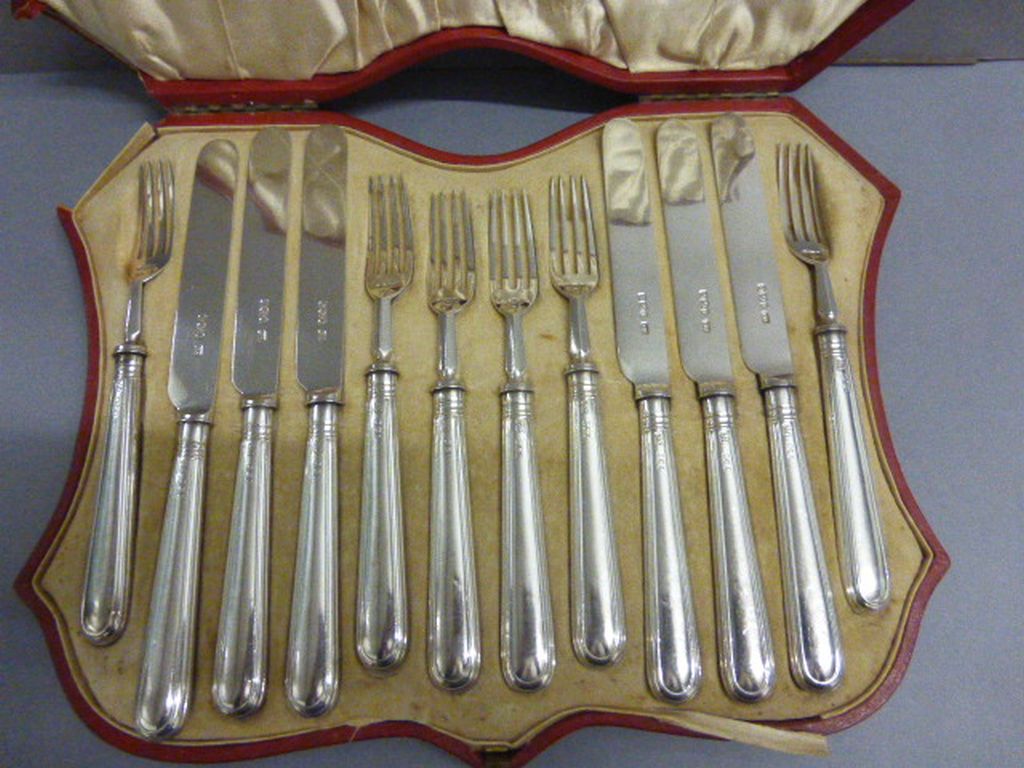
488, 192, 498, 286
788, 145, 810, 243
581, 177, 598, 277
548, 178, 560, 277
557, 177, 569, 277
388, 176, 400, 272
776, 145, 792, 240
570, 176, 584, 275
138, 162, 154, 266
522, 191, 538, 291
511, 191, 525, 290
800, 145, 826, 246
400, 177, 414, 277
462, 192, 476, 296
428, 192, 438, 295
450, 192, 461, 292
500, 191, 513, 286
160, 160, 175, 261
366, 177, 378, 280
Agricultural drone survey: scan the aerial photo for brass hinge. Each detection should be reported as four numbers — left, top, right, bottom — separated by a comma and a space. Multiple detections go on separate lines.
170, 100, 320, 115
639, 91, 780, 102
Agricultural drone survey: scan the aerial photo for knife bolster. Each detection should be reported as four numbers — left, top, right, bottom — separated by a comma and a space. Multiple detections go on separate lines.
241, 395, 277, 410
697, 380, 734, 399
114, 342, 147, 358
179, 411, 213, 426
633, 383, 671, 401
756, 374, 796, 391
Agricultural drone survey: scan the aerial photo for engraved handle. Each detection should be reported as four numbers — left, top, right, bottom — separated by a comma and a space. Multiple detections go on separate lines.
817, 329, 890, 612
702, 394, 775, 701
135, 420, 209, 740
286, 402, 340, 716
82, 347, 145, 645
763, 385, 844, 691
356, 368, 408, 672
567, 367, 626, 666
428, 385, 481, 690
638, 395, 702, 702
500, 389, 556, 690
213, 405, 272, 716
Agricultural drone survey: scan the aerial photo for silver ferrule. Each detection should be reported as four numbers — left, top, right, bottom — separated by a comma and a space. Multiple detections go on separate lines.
372, 296, 394, 363
567, 296, 592, 366
503, 313, 530, 390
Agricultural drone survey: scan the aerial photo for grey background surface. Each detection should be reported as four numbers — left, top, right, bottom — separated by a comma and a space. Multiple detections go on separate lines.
1, 5, 1023, 768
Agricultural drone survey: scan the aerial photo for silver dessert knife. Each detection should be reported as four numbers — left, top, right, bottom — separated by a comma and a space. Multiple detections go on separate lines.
212, 128, 291, 717
286, 124, 348, 717
655, 119, 775, 702
710, 114, 844, 691
426, 191, 481, 691
135, 139, 238, 739
777, 143, 890, 613
601, 117, 701, 703
548, 175, 626, 667
489, 189, 556, 691
82, 158, 174, 646
356, 175, 412, 673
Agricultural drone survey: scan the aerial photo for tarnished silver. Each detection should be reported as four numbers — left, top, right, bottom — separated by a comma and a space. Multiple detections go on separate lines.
711, 114, 843, 692
356, 175, 412, 673
549, 176, 626, 667
213, 128, 291, 716
777, 143, 890, 613
82, 159, 174, 646
135, 140, 238, 739
426, 191, 481, 691
655, 120, 775, 702
489, 189, 556, 691
602, 118, 701, 703
286, 125, 347, 717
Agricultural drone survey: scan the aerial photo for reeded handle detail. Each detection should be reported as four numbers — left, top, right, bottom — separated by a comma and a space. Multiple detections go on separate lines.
428, 386, 481, 691
763, 385, 844, 691
566, 368, 626, 666
500, 389, 556, 691
135, 420, 210, 740
82, 347, 145, 645
638, 395, 702, 702
702, 394, 775, 702
213, 405, 272, 716
817, 329, 890, 612
286, 402, 340, 717
356, 368, 408, 672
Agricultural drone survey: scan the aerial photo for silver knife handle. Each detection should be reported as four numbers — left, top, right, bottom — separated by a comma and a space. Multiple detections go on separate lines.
428, 385, 481, 691
763, 385, 844, 691
702, 394, 775, 702
135, 419, 209, 740
286, 401, 340, 716
566, 366, 626, 666
356, 366, 408, 672
816, 328, 891, 612
82, 345, 145, 645
500, 388, 556, 691
638, 395, 702, 702
213, 404, 272, 716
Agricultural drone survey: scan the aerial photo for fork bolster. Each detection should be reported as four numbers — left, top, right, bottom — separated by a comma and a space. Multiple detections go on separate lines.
567, 296, 592, 366
812, 263, 841, 327
815, 328, 890, 612
371, 297, 395, 363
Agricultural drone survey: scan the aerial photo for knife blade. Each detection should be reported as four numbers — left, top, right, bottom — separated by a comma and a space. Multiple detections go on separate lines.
655, 118, 775, 702
602, 117, 701, 703
136, 139, 239, 740
213, 127, 292, 717
286, 124, 347, 717
710, 113, 844, 692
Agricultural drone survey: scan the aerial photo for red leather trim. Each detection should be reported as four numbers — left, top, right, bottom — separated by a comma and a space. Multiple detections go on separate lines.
11, 0, 45, 20
17, 0, 912, 107
15, 99, 948, 765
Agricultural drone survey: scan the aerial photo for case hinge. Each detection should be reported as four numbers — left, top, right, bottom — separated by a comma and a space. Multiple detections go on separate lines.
170, 100, 320, 115
639, 91, 779, 102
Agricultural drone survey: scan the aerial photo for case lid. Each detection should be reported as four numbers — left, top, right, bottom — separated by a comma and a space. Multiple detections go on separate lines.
14, 0, 915, 108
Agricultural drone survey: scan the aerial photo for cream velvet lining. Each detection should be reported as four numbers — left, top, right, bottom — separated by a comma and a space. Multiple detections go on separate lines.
33, 109, 932, 757
41, 0, 869, 80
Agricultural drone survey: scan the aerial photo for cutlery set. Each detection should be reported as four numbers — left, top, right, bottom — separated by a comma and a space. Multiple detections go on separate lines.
81, 115, 891, 739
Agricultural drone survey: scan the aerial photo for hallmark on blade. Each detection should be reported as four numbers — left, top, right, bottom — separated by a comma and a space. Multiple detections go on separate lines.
636, 291, 651, 335
755, 282, 772, 324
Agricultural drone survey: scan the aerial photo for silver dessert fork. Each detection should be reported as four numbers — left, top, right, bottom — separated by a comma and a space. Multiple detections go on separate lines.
777, 143, 890, 612
489, 189, 556, 691
426, 191, 481, 691
81, 159, 174, 645
548, 176, 625, 666
356, 175, 413, 672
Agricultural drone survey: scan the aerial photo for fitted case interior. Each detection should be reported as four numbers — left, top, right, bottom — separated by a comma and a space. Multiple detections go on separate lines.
24, 104, 939, 759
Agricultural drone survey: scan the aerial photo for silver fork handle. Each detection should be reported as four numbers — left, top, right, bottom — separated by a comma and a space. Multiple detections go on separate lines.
135, 419, 209, 740
566, 366, 626, 666
82, 345, 145, 645
500, 388, 556, 691
428, 385, 481, 691
213, 404, 272, 716
817, 328, 890, 612
638, 395, 702, 702
356, 366, 408, 672
763, 384, 844, 691
702, 394, 775, 702
286, 401, 340, 716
